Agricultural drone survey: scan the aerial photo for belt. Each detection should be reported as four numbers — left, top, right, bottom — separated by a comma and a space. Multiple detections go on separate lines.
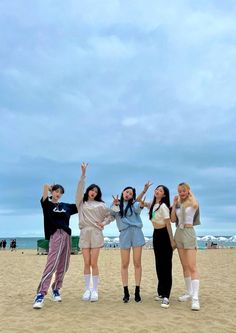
184, 224, 193, 228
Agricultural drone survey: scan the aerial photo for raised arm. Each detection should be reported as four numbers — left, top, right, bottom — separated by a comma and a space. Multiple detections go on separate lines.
42, 184, 52, 202
75, 162, 88, 208
138, 196, 150, 209
170, 195, 179, 222
136, 181, 152, 202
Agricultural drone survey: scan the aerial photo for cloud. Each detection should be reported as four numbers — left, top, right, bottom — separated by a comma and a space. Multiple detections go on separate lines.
0, 0, 236, 236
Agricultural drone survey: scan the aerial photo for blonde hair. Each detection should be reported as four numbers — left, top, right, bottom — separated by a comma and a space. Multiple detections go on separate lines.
178, 182, 190, 191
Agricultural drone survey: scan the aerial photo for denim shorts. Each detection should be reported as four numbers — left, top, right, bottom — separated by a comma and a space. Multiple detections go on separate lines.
119, 226, 145, 249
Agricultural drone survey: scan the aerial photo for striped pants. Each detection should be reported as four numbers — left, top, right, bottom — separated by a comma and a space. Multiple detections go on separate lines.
37, 229, 71, 295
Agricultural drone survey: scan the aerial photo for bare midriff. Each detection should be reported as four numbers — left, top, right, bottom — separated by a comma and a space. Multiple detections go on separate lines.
152, 222, 166, 230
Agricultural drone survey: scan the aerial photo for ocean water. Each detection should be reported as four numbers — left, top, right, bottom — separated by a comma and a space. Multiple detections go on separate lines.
0, 235, 236, 250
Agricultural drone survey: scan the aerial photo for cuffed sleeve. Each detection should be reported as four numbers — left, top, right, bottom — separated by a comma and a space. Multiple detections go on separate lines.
76, 175, 85, 208
69, 203, 78, 215
101, 207, 116, 226
133, 201, 142, 214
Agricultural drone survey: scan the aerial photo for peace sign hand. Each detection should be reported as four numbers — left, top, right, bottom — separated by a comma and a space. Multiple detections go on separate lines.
143, 181, 153, 193
112, 195, 120, 206
173, 195, 179, 205
81, 162, 88, 176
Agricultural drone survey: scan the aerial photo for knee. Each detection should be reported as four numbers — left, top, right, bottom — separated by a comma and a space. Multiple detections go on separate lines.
133, 261, 141, 270
121, 262, 129, 270
189, 265, 197, 275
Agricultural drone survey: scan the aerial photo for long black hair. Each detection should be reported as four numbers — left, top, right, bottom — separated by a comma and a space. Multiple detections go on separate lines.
119, 186, 136, 218
83, 184, 104, 203
149, 185, 170, 220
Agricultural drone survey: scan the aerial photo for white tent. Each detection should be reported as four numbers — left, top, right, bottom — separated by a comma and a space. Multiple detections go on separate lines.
218, 237, 228, 242
201, 235, 217, 241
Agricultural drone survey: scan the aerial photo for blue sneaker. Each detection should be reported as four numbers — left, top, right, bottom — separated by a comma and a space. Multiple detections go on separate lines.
51, 289, 62, 302
33, 293, 44, 309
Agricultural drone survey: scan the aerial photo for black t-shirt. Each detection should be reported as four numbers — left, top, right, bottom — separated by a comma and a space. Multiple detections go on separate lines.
40, 197, 78, 240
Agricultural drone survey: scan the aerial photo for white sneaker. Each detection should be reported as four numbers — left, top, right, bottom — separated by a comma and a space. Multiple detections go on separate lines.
161, 297, 170, 309
191, 298, 200, 311
51, 289, 62, 302
82, 289, 91, 301
90, 290, 98, 302
33, 293, 44, 309
178, 293, 192, 302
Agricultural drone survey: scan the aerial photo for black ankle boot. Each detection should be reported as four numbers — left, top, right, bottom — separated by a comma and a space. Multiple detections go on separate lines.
135, 286, 141, 303
123, 286, 130, 303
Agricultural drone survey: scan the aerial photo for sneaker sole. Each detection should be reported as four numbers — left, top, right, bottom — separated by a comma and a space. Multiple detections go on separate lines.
191, 306, 200, 311
161, 304, 170, 309
33, 303, 44, 309
178, 297, 191, 302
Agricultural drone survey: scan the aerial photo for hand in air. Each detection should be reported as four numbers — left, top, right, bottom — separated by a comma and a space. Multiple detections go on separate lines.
143, 181, 153, 193
112, 195, 120, 206
81, 162, 88, 176
48, 184, 54, 192
173, 195, 179, 205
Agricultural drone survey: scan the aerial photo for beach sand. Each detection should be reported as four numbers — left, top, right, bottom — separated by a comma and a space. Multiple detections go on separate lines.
0, 248, 235, 333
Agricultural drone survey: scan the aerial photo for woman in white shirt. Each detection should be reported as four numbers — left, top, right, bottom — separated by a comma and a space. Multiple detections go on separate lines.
171, 182, 200, 311
137, 184, 175, 309
76, 163, 114, 302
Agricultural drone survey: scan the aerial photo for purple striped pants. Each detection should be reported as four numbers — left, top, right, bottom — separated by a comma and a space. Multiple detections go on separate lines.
37, 229, 71, 295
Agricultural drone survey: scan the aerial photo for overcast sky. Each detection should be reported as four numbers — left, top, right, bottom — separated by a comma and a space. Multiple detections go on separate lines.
0, 0, 236, 237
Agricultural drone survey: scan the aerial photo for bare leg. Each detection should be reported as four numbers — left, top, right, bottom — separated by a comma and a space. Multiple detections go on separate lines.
177, 248, 191, 277
82, 248, 91, 275
132, 246, 142, 286
90, 248, 100, 276
120, 248, 130, 286
185, 249, 199, 280
133, 246, 142, 302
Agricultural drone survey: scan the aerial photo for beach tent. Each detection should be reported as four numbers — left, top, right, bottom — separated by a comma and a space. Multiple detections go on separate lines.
37, 236, 80, 255
71, 236, 80, 254
37, 239, 49, 255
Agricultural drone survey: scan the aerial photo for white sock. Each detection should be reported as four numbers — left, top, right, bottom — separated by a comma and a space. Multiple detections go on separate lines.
191, 279, 200, 300
184, 277, 192, 295
84, 274, 91, 290
92, 275, 99, 292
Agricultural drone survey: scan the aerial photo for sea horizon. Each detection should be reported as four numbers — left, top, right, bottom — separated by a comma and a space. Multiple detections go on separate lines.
1, 234, 236, 250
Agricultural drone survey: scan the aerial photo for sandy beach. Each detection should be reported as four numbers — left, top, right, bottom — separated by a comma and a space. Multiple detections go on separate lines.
0, 248, 235, 333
